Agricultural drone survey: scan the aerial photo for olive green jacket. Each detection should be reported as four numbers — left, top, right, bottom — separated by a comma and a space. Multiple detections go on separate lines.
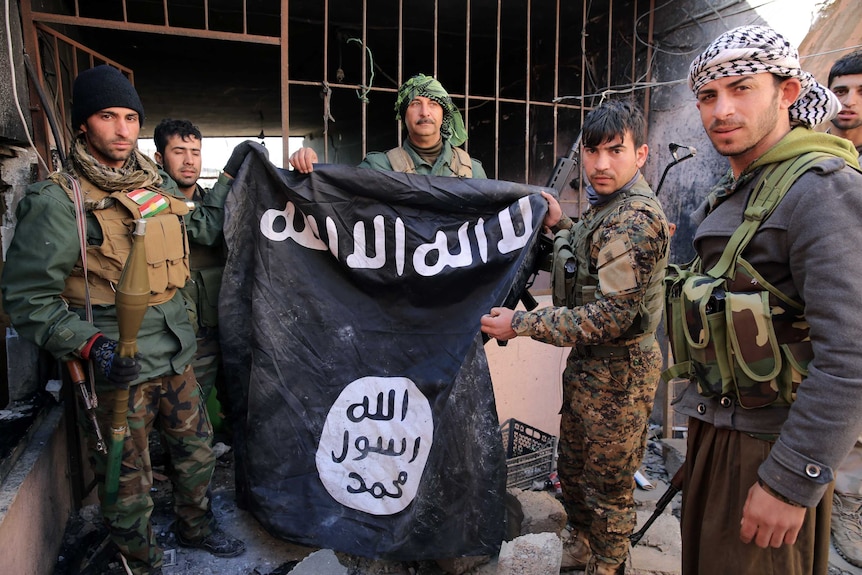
1, 169, 224, 385
180, 174, 232, 329
359, 139, 487, 178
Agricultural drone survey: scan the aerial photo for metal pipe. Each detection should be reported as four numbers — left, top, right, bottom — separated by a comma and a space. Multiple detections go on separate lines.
323, 0, 330, 162
433, 0, 439, 77
280, 0, 290, 168
607, 0, 613, 90
525, 0, 531, 183
644, 0, 656, 127
464, 0, 470, 153
553, 0, 560, 160
397, 0, 403, 146
361, 0, 367, 159
494, 0, 501, 179
30, 12, 279, 45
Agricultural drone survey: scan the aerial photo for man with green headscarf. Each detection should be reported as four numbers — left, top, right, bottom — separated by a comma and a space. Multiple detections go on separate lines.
290, 74, 486, 178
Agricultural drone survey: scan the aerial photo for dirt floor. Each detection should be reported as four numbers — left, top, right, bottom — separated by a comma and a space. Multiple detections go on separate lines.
52, 431, 314, 575
51, 432, 478, 575
49, 427, 861, 575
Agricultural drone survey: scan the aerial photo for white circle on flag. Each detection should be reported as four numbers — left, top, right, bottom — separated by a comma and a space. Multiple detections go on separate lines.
316, 376, 433, 515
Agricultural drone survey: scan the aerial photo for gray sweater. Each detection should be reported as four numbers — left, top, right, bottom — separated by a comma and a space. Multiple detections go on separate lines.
673, 154, 862, 507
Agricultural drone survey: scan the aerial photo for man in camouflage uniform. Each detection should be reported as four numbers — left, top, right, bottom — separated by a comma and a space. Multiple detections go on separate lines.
1, 66, 244, 575
289, 73, 486, 178
481, 100, 670, 575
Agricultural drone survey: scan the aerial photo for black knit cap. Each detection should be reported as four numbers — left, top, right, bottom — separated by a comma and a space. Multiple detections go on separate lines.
71, 65, 145, 130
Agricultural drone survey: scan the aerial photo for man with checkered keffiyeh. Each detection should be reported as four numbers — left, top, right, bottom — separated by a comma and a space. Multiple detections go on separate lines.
671, 25, 862, 575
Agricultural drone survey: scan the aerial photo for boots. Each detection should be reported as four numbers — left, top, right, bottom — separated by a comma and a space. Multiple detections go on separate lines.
832, 492, 862, 568
561, 528, 591, 571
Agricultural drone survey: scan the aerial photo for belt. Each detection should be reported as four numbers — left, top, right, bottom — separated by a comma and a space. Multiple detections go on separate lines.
574, 334, 655, 359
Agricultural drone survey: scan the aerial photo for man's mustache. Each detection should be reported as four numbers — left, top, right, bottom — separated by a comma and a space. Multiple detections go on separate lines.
709, 120, 743, 131
416, 118, 436, 125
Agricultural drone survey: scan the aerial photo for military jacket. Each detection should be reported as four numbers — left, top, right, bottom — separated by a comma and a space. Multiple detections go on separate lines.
673, 129, 862, 507
511, 173, 669, 349
359, 139, 487, 179
180, 175, 232, 329
1, 169, 221, 385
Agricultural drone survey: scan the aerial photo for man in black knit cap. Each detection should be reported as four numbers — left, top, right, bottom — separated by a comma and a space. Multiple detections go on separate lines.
1, 65, 245, 575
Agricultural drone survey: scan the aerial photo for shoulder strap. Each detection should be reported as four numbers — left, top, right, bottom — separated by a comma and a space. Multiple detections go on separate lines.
385, 148, 416, 174
706, 152, 833, 279
450, 146, 473, 178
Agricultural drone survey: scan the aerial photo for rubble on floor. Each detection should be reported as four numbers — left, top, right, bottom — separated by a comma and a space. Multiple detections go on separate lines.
50, 428, 860, 574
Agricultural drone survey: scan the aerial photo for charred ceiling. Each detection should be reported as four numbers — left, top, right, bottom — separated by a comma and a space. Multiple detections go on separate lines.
24, 0, 651, 182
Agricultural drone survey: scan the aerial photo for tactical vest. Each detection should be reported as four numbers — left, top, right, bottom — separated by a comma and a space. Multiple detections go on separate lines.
62, 177, 191, 307
385, 145, 474, 177
184, 237, 225, 329
551, 178, 667, 343
663, 152, 837, 409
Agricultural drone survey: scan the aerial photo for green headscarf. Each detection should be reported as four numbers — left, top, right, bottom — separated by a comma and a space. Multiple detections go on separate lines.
394, 74, 468, 147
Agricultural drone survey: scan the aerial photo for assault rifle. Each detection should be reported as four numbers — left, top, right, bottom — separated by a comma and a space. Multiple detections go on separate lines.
630, 466, 683, 546
546, 132, 582, 200
490, 133, 582, 337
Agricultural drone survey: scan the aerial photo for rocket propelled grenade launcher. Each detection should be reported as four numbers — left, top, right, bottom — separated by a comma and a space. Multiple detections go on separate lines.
104, 218, 150, 506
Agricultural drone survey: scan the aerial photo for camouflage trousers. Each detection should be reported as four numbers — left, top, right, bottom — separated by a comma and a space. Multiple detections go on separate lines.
85, 365, 216, 575
558, 340, 661, 564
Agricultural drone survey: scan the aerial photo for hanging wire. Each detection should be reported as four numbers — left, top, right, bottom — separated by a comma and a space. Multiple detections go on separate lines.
347, 37, 374, 103
322, 80, 336, 137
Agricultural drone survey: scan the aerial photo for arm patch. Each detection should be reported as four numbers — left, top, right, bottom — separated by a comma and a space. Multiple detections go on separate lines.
597, 238, 638, 295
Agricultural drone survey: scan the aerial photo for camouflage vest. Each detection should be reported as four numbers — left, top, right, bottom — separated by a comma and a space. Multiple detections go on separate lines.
551, 177, 667, 341
385, 145, 474, 177
662, 152, 834, 408
62, 179, 191, 307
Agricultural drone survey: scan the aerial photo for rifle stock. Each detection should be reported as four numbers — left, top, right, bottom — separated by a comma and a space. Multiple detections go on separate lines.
67, 359, 107, 455
629, 465, 684, 546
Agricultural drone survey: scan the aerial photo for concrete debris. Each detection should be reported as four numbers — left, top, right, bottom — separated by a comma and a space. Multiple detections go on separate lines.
45, 379, 63, 402
497, 532, 563, 575
0, 408, 27, 421
510, 488, 566, 537
435, 556, 491, 574
212, 441, 232, 459
0, 399, 36, 421
289, 549, 348, 575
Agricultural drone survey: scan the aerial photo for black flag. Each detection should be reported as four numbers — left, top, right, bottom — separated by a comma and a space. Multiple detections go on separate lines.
220, 146, 547, 559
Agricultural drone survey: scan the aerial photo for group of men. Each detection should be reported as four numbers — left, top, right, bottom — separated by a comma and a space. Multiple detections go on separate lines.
481, 25, 862, 575
2, 20, 862, 575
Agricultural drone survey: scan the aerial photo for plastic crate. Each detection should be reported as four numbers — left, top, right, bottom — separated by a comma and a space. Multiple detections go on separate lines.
500, 418, 557, 490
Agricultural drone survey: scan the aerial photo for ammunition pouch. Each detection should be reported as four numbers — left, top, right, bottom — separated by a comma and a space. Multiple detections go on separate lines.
62, 189, 191, 307
551, 228, 577, 307
661, 152, 841, 409
662, 264, 810, 409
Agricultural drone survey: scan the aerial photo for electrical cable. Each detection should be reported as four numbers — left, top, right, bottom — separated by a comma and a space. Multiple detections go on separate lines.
347, 37, 374, 103
5, 0, 49, 173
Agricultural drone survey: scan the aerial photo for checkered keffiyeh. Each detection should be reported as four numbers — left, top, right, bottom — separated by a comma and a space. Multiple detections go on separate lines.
394, 74, 468, 147
688, 25, 841, 128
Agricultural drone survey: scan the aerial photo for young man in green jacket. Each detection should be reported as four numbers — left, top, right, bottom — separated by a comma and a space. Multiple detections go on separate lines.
152, 118, 251, 427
